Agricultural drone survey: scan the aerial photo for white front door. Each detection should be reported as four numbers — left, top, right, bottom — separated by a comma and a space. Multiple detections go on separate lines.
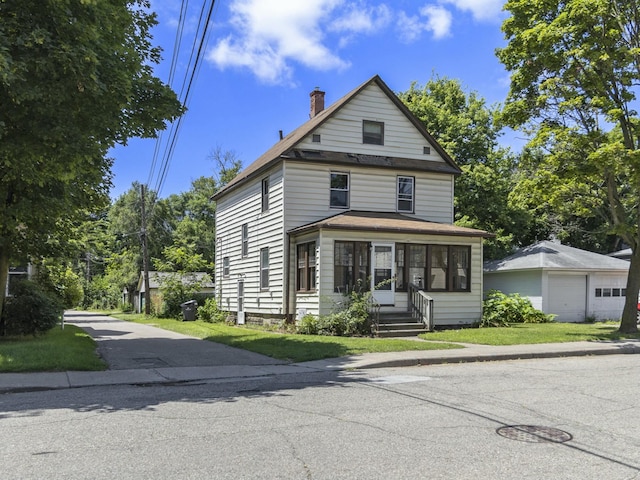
371, 243, 395, 305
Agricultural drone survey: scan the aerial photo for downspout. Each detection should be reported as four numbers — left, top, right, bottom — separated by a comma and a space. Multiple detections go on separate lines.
284, 232, 292, 323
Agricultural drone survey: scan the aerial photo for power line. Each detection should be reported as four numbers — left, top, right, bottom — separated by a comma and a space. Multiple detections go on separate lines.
151, 0, 218, 198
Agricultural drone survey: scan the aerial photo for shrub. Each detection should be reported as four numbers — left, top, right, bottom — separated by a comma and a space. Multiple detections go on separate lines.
1, 281, 62, 336
297, 285, 374, 336
480, 290, 554, 328
296, 313, 319, 335
198, 297, 227, 323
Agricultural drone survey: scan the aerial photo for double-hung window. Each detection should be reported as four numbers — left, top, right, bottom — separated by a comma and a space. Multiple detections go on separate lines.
397, 176, 414, 213
297, 242, 316, 292
330, 172, 349, 208
260, 247, 269, 289
222, 257, 230, 277
241, 223, 248, 257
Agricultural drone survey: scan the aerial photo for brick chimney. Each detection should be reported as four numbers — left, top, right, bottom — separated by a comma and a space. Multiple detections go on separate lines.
310, 87, 325, 117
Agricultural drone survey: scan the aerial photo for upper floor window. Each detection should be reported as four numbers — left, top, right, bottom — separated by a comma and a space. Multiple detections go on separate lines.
330, 172, 349, 208
260, 247, 269, 289
261, 177, 269, 212
397, 176, 414, 213
241, 223, 249, 257
363, 120, 384, 145
223, 256, 230, 277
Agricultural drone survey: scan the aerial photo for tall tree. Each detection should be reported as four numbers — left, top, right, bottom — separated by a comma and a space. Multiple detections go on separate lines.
498, 0, 640, 332
107, 182, 174, 300
398, 76, 531, 258
0, 0, 183, 313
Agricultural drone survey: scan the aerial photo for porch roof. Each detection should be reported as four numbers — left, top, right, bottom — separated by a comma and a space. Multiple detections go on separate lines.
288, 210, 492, 238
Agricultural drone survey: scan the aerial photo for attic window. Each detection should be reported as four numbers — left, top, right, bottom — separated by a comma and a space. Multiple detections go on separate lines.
312, 134, 321, 143
363, 120, 384, 145
423, 146, 431, 155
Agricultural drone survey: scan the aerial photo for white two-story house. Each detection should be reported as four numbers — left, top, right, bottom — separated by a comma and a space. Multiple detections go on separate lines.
213, 75, 490, 329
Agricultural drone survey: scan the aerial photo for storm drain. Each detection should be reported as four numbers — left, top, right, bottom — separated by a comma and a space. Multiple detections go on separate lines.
132, 357, 170, 368
496, 425, 572, 444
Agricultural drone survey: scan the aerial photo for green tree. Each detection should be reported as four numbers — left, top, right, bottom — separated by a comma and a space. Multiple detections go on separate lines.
397, 76, 531, 258
107, 182, 175, 303
0, 0, 183, 314
498, 0, 640, 332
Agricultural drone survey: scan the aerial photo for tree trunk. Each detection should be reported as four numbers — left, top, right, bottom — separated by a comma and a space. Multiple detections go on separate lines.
619, 247, 640, 333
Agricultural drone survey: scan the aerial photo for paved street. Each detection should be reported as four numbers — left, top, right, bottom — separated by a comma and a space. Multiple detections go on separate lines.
1, 354, 639, 479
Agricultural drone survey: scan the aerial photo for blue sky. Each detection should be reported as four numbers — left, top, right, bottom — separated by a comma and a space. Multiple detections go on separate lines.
109, 0, 516, 200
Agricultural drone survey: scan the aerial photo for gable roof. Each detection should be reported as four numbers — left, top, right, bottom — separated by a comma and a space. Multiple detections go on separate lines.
137, 271, 214, 292
288, 210, 491, 238
213, 75, 461, 200
484, 241, 631, 273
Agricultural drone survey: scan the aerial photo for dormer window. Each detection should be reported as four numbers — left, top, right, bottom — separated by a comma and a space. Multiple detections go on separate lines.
363, 120, 384, 145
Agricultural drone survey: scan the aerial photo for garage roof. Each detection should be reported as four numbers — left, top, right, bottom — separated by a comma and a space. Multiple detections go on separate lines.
484, 241, 631, 272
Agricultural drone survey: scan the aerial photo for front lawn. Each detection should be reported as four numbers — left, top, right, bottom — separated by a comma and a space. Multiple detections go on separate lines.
0, 325, 106, 372
421, 321, 640, 346
111, 313, 463, 362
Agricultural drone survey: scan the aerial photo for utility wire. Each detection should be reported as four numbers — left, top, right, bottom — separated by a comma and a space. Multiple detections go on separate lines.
152, 0, 217, 198
147, 0, 190, 188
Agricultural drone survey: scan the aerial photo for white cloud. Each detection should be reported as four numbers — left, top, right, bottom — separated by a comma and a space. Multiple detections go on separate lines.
397, 5, 452, 42
207, 0, 349, 85
331, 3, 392, 34
420, 5, 453, 39
441, 0, 505, 22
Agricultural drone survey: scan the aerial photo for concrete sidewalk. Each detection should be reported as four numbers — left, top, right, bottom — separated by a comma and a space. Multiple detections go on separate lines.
1, 310, 640, 393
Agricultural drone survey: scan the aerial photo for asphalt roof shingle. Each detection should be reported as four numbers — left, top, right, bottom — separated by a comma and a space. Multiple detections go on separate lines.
484, 241, 631, 272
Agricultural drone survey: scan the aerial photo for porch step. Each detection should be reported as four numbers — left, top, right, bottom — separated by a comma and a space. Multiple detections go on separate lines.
374, 312, 428, 337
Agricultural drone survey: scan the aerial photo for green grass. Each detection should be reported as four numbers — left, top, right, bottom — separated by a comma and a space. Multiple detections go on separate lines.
421, 321, 640, 346
0, 325, 106, 373
111, 313, 463, 362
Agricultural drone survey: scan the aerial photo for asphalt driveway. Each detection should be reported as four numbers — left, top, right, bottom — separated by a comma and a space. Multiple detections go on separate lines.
65, 311, 286, 370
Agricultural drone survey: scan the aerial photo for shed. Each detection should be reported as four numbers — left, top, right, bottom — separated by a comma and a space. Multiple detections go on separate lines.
135, 271, 215, 314
484, 241, 630, 322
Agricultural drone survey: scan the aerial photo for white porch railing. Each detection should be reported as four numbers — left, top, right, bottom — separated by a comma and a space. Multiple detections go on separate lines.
408, 283, 434, 331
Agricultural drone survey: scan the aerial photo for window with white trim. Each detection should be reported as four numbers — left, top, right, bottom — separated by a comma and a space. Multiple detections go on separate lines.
223, 256, 230, 277
241, 223, 248, 257
330, 172, 349, 208
260, 247, 269, 289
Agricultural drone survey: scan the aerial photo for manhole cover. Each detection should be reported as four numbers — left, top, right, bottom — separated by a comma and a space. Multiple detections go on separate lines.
496, 425, 572, 443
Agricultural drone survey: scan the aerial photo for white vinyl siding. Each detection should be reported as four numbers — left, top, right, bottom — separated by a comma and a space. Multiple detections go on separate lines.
284, 162, 453, 231
313, 230, 483, 325
298, 83, 446, 163
215, 165, 285, 315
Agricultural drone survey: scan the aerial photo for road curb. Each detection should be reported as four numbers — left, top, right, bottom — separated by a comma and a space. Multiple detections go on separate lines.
352, 344, 640, 369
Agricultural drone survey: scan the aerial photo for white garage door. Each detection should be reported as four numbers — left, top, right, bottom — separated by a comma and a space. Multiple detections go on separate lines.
548, 275, 587, 322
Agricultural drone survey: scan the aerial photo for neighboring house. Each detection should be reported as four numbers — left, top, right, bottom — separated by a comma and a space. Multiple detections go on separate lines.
135, 271, 215, 314
484, 241, 631, 322
4, 265, 36, 297
608, 248, 632, 261
213, 75, 491, 329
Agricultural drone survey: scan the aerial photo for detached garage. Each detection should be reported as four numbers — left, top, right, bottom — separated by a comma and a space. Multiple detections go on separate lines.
484, 241, 630, 322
